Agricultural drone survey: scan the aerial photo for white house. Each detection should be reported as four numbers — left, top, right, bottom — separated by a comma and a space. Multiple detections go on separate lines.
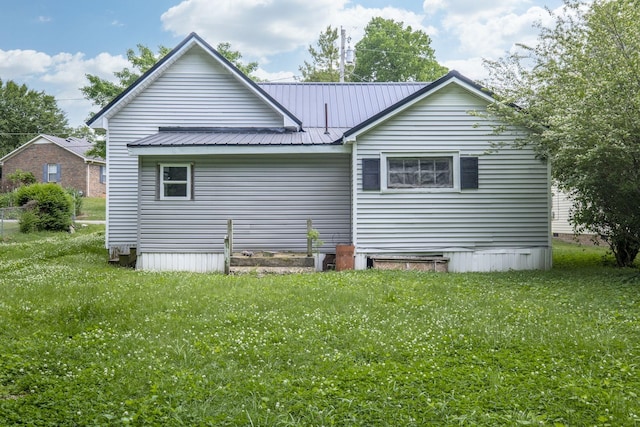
88, 32, 551, 273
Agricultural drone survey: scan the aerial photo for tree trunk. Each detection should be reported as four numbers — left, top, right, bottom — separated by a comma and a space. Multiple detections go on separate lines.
611, 240, 640, 268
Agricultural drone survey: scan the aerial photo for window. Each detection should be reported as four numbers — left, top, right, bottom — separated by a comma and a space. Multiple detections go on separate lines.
387, 157, 453, 189
99, 165, 106, 184
160, 164, 191, 200
43, 163, 60, 183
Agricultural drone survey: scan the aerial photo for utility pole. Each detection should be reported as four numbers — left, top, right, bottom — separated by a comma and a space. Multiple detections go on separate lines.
339, 26, 346, 83
339, 27, 354, 83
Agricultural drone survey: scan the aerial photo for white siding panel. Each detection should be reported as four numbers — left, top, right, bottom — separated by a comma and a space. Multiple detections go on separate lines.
138, 153, 351, 254
354, 84, 551, 271
106, 45, 287, 252
138, 253, 223, 272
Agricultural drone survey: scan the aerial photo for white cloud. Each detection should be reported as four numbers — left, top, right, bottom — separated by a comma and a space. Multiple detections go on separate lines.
421, 0, 564, 79
254, 68, 296, 83
161, 0, 433, 61
37, 16, 52, 23
0, 48, 130, 127
0, 49, 53, 79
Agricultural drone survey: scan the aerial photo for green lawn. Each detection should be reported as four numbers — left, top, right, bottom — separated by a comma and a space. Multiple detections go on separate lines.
78, 197, 106, 221
0, 229, 638, 426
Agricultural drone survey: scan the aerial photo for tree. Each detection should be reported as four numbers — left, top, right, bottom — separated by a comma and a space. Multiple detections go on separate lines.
351, 17, 447, 82
483, 0, 640, 267
81, 44, 172, 110
215, 42, 260, 78
299, 26, 343, 82
0, 79, 70, 156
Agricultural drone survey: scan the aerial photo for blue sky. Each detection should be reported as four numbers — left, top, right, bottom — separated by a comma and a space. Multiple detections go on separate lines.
0, 0, 564, 128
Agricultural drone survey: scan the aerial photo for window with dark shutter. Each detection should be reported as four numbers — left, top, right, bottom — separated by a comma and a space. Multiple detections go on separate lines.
461, 157, 479, 189
362, 158, 380, 191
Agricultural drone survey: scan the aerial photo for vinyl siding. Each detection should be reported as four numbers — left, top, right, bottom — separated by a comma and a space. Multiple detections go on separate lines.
551, 186, 594, 235
105, 45, 286, 251
354, 85, 550, 256
138, 154, 351, 253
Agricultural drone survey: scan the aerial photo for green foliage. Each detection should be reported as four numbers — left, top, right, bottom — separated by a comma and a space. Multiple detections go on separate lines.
0, 233, 639, 425
483, 0, 640, 267
15, 183, 73, 232
0, 79, 70, 156
65, 188, 84, 217
81, 44, 172, 110
307, 227, 324, 255
299, 26, 347, 82
18, 210, 38, 233
215, 42, 260, 79
352, 17, 448, 82
0, 192, 15, 208
7, 169, 36, 188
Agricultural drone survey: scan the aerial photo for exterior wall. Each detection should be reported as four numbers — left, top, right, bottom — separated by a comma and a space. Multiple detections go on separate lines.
105, 45, 287, 255
136, 153, 351, 271
87, 163, 106, 197
353, 84, 551, 272
0, 139, 105, 196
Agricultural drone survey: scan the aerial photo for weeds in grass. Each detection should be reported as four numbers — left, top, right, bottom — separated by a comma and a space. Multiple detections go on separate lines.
1, 232, 639, 425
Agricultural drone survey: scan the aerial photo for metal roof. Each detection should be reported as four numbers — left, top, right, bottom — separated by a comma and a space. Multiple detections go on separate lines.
129, 127, 348, 147
258, 82, 428, 128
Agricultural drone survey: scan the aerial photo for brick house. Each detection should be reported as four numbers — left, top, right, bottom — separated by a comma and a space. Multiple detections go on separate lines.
0, 134, 106, 197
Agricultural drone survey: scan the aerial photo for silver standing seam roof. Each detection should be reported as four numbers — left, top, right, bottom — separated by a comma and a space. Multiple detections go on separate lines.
128, 82, 429, 148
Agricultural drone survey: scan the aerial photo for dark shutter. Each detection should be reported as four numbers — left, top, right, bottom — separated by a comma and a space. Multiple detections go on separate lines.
43, 164, 48, 182
56, 164, 61, 183
461, 157, 479, 189
156, 164, 161, 200
362, 158, 380, 191
190, 163, 195, 200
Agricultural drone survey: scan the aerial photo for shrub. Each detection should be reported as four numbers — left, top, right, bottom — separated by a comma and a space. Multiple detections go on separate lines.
0, 191, 15, 208
19, 210, 38, 233
15, 183, 73, 232
66, 187, 84, 217
8, 169, 36, 188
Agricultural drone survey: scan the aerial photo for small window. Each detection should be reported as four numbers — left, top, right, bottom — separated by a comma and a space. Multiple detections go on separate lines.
387, 157, 453, 189
99, 165, 106, 184
43, 163, 60, 183
160, 164, 191, 200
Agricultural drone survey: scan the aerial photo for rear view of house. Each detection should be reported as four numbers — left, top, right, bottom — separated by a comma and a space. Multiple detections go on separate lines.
0, 134, 106, 197
88, 32, 551, 273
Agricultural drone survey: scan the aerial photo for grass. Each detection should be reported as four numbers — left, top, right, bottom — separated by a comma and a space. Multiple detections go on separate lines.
0, 229, 639, 426
78, 197, 106, 221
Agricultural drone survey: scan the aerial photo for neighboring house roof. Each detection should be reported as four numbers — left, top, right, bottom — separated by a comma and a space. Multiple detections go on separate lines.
87, 32, 301, 130
0, 134, 104, 165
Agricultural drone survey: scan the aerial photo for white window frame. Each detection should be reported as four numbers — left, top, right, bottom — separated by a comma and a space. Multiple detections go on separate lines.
381, 152, 460, 193
159, 163, 191, 200
47, 163, 58, 183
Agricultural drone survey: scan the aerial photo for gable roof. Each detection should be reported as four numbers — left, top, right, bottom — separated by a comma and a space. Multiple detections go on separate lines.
0, 134, 104, 165
343, 70, 495, 141
87, 32, 301, 130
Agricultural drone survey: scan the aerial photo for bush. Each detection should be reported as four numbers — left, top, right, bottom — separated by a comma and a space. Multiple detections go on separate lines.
66, 188, 84, 217
19, 210, 38, 233
0, 192, 15, 208
15, 183, 73, 232
8, 169, 36, 188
